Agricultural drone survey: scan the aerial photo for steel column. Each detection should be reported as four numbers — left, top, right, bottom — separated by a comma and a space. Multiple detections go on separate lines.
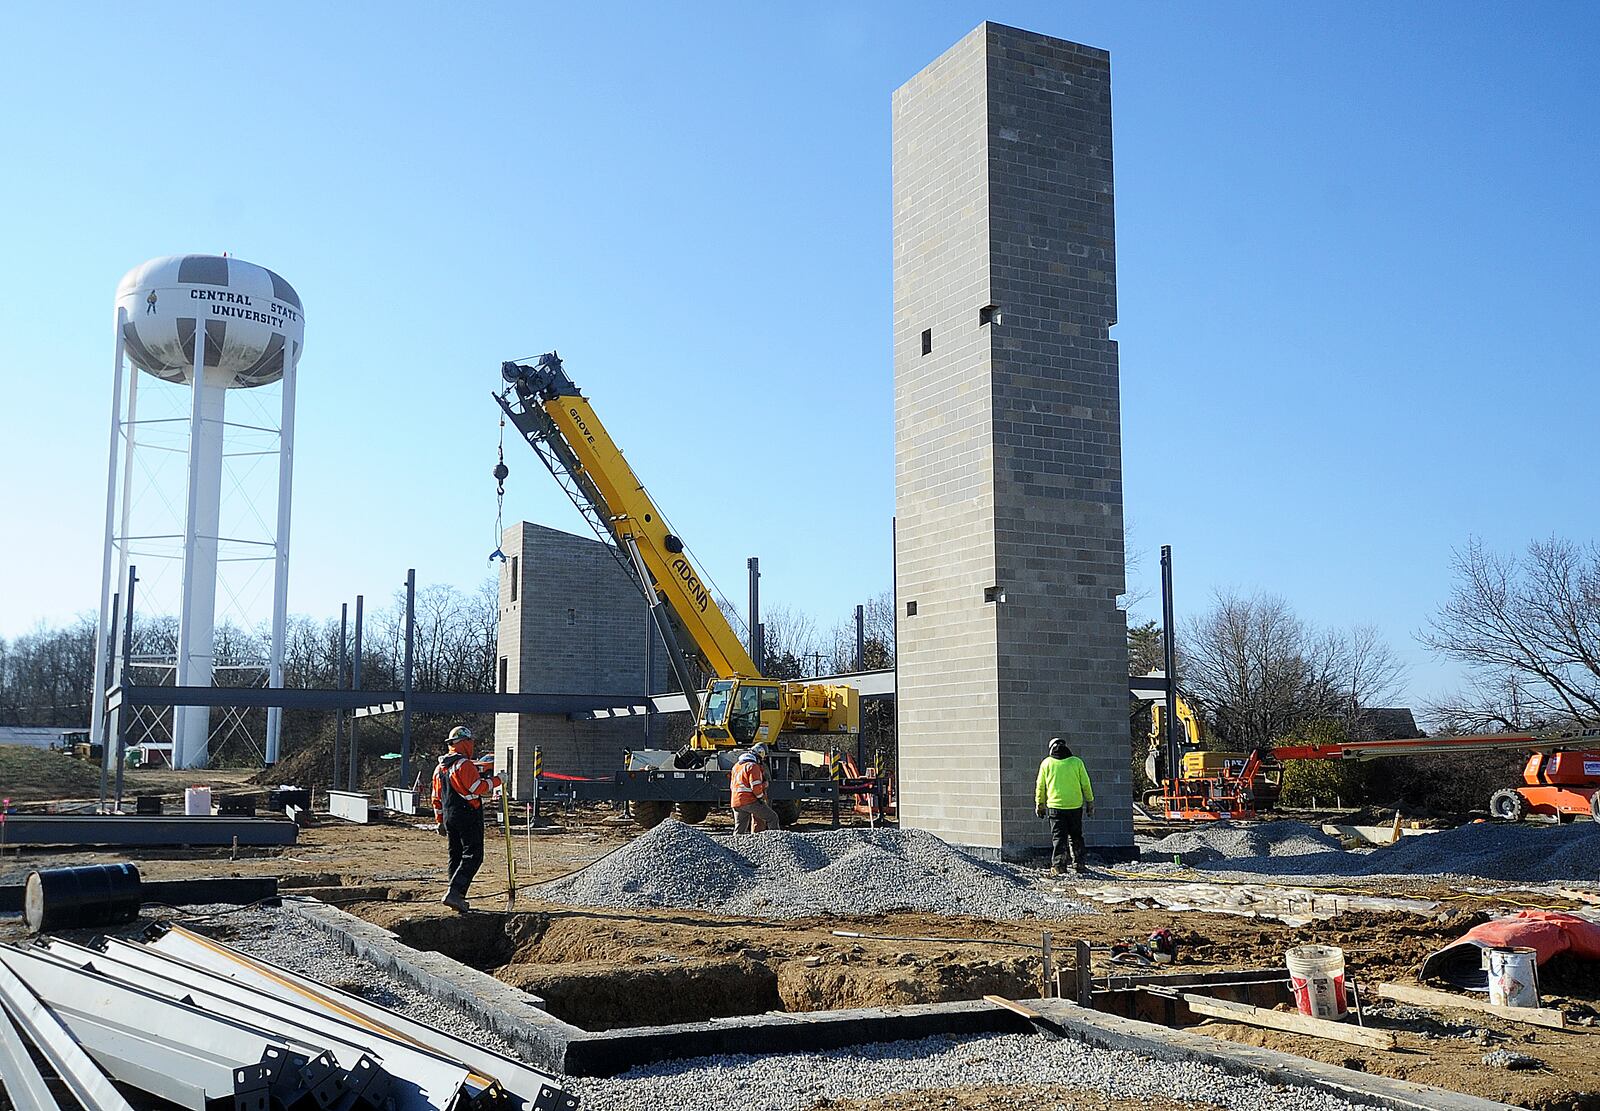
348, 594, 364, 790
1160, 544, 1180, 784
747, 556, 762, 670
400, 570, 415, 786
266, 355, 299, 765
89, 307, 128, 768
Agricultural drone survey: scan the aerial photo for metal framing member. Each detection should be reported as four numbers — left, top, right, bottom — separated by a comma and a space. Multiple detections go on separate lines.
0, 982, 64, 1111
110, 684, 638, 714
0, 815, 297, 848
149, 926, 577, 1111
1, 941, 302, 1107
1160, 545, 1180, 787
0, 964, 134, 1111
49, 938, 466, 1111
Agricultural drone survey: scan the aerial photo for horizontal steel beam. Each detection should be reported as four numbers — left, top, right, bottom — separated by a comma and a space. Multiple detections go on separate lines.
50, 938, 463, 1111
0, 987, 63, 1111
149, 926, 576, 1111
544, 772, 837, 804
0, 944, 285, 1111
0, 815, 297, 848
0, 958, 134, 1111
112, 684, 639, 714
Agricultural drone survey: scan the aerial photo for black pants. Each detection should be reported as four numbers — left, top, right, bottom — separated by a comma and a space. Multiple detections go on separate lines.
445, 805, 484, 897
1049, 806, 1085, 870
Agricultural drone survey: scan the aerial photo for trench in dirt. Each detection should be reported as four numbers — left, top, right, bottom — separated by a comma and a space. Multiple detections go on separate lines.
383, 911, 1040, 1030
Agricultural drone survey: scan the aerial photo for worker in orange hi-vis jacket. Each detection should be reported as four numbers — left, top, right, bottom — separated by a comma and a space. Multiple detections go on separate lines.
730, 743, 778, 834
431, 725, 500, 911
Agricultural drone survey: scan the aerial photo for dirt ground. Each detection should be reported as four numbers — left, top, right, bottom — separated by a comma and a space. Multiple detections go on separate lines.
5, 802, 1598, 1109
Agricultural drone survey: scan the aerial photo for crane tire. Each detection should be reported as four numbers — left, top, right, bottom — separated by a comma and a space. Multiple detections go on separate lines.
1589, 792, 1600, 824
674, 802, 712, 825
1488, 788, 1526, 823
772, 800, 802, 829
633, 800, 673, 829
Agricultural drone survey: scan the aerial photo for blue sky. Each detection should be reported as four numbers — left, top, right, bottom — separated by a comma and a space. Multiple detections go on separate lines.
0, 2, 1595, 710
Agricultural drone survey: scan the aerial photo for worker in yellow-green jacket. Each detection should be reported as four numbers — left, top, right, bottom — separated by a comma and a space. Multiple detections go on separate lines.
1035, 736, 1095, 874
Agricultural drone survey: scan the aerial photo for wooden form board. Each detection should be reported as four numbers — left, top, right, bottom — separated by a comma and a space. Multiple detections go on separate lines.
1374, 982, 1579, 1032
1179, 993, 1397, 1050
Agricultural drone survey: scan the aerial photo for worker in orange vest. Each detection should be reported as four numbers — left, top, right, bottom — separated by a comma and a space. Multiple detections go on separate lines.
432, 725, 501, 911
731, 743, 777, 835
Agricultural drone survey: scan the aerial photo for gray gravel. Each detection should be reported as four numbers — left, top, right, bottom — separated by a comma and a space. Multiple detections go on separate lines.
567, 1031, 1377, 1111
118, 903, 523, 1058
1145, 819, 1600, 884
1142, 820, 1340, 863
539, 821, 1086, 920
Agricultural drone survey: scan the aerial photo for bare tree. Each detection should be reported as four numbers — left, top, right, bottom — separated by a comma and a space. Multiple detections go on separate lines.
1180, 591, 1407, 749
1421, 537, 1600, 730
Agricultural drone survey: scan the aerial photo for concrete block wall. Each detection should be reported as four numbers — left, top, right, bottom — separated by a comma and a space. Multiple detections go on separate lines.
493, 521, 669, 797
894, 23, 1130, 859
891, 23, 1005, 849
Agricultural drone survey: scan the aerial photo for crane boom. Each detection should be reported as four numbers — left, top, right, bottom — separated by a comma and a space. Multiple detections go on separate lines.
496, 353, 758, 696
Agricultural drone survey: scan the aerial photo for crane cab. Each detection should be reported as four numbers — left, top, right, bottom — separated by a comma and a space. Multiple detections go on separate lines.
696, 678, 784, 748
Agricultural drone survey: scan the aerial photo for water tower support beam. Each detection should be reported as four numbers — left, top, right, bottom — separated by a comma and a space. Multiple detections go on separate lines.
174, 357, 226, 770
90, 309, 128, 756
264, 356, 298, 765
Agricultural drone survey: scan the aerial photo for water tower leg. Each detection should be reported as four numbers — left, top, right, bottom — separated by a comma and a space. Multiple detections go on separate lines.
174, 353, 226, 770
264, 356, 298, 765
91, 309, 128, 763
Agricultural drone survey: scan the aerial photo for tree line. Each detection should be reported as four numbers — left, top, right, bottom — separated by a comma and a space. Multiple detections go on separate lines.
4, 536, 1595, 798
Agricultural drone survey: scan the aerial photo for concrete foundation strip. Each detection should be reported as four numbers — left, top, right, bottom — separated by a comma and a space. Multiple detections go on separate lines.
280, 899, 577, 1063
1028, 999, 1517, 1111
281, 898, 1520, 1107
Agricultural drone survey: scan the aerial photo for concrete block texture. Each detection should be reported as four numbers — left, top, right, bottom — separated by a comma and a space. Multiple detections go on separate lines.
894, 23, 1130, 859
494, 521, 669, 795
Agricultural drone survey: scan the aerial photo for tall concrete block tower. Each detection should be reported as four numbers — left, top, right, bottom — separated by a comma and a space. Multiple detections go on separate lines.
893, 23, 1130, 860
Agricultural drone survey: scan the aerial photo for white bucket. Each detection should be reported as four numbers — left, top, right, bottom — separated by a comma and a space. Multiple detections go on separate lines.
1483, 946, 1540, 1008
184, 786, 212, 817
1286, 944, 1348, 1021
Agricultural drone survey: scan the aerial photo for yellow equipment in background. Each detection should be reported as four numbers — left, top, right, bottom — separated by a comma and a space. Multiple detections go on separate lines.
497, 352, 858, 764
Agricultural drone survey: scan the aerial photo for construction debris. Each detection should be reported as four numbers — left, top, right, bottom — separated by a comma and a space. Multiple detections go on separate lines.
1179, 992, 1398, 1050
539, 821, 1087, 921
1066, 877, 1439, 925
1373, 981, 1583, 1032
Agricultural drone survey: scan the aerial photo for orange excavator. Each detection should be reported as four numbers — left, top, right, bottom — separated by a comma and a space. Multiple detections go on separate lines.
1145, 694, 1600, 822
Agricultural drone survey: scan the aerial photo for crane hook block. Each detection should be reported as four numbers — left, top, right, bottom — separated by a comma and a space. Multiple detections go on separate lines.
488, 547, 507, 564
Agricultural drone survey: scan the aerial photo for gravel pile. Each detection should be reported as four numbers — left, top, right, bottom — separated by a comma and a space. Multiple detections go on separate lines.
540, 821, 1085, 920
1141, 821, 1340, 863
567, 1031, 1379, 1111
1144, 819, 1600, 883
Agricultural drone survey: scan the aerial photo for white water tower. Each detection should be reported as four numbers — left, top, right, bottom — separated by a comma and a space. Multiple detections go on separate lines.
90, 255, 305, 769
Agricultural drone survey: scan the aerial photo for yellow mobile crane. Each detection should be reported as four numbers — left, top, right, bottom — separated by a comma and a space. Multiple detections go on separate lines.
496, 352, 859, 827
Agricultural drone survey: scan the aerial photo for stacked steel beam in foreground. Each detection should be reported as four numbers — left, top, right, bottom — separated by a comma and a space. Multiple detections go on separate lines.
0, 925, 577, 1111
